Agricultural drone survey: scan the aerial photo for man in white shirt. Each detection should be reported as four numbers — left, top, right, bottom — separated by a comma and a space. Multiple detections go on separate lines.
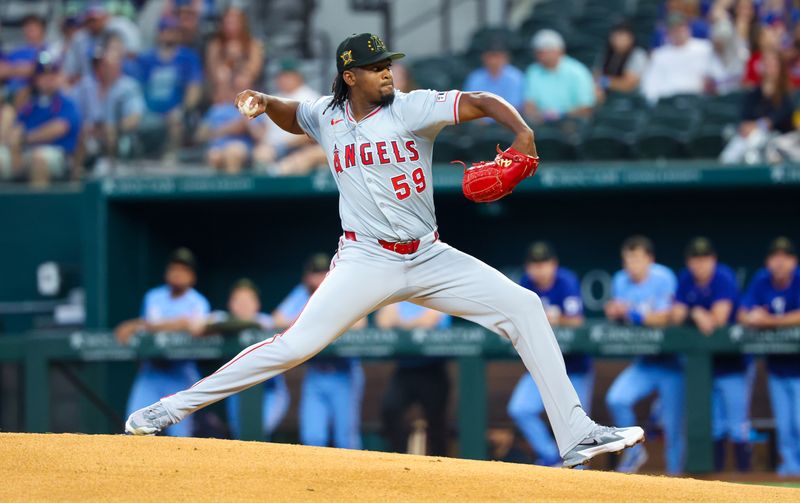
253, 59, 326, 175
641, 13, 713, 104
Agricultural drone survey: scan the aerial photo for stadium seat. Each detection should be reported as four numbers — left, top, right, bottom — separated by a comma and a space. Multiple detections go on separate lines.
579, 126, 634, 160
433, 129, 473, 164
635, 126, 690, 159
647, 105, 701, 133
656, 93, 703, 111
591, 107, 646, 134
467, 124, 517, 159
687, 125, 726, 159
533, 131, 579, 161
602, 91, 647, 112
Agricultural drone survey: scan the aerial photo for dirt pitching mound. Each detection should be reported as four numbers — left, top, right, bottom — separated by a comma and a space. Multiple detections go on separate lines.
1, 433, 797, 502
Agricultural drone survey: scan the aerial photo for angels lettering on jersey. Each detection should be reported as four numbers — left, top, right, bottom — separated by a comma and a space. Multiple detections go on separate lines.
331, 140, 420, 174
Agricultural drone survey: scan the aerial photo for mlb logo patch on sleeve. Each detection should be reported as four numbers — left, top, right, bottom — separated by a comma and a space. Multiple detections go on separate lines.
436, 92, 447, 102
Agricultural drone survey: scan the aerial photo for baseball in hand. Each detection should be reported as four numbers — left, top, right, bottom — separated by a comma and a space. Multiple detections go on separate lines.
239, 96, 259, 118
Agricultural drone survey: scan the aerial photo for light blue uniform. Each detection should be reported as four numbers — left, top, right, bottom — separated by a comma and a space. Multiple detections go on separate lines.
604, 264, 684, 474
210, 311, 290, 440
277, 283, 364, 449
126, 285, 209, 437
508, 267, 592, 465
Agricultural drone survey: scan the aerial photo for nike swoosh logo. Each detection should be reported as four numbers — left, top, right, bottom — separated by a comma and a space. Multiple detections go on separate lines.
330, 118, 344, 125
578, 439, 600, 446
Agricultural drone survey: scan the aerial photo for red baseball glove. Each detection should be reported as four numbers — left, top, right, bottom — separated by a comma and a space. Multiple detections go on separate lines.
454, 145, 539, 203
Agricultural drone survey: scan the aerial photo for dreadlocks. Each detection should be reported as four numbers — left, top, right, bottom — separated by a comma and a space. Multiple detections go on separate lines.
323, 72, 349, 114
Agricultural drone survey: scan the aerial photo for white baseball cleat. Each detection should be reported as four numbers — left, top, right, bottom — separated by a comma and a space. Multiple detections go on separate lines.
125, 401, 174, 435
562, 425, 645, 468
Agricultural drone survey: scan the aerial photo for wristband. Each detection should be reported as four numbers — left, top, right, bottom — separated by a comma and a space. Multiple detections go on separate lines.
628, 309, 644, 326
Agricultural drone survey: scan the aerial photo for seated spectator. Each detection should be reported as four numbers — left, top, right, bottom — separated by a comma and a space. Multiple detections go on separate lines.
202, 279, 289, 441
377, 302, 451, 456
0, 54, 81, 187
705, 16, 749, 95
273, 254, 366, 450
720, 50, 794, 164
174, 0, 205, 54
0, 14, 49, 105
652, 0, 710, 48
205, 6, 264, 95
641, 13, 713, 103
137, 16, 202, 161
506, 242, 591, 467
594, 22, 649, 100
114, 248, 210, 437
71, 36, 145, 172
742, 22, 781, 88
785, 23, 800, 88
253, 60, 326, 175
523, 29, 595, 123
463, 38, 524, 112
195, 67, 263, 174
670, 237, 751, 472
604, 236, 683, 475
738, 237, 800, 477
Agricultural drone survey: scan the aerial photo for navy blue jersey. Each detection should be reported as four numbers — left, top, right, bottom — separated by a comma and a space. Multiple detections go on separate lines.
676, 263, 747, 374
741, 268, 800, 376
520, 267, 590, 374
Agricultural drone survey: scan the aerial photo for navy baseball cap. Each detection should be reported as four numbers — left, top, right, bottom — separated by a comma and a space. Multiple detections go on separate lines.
685, 237, 716, 258
335, 33, 404, 73
768, 237, 796, 257
304, 253, 330, 273
526, 241, 557, 263
169, 247, 197, 270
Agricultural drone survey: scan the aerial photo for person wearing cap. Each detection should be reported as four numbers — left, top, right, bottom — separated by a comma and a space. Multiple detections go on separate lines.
272, 254, 366, 449
652, 0, 710, 48
738, 237, 800, 476
463, 38, 524, 113
507, 242, 592, 466
523, 29, 596, 123
0, 14, 49, 99
253, 59, 326, 175
136, 16, 202, 162
671, 238, 751, 472
114, 248, 210, 437
605, 236, 683, 475
0, 53, 82, 187
199, 279, 290, 441
640, 12, 712, 104
376, 302, 451, 456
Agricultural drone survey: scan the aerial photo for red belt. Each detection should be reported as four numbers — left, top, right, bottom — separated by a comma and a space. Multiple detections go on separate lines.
344, 230, 439, 255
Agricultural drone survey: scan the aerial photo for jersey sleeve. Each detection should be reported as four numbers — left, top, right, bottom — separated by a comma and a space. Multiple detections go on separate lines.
652, 269, 677, 312
561, 271, 584, 317
398, 89, 463, 139
295, 96, 330, 144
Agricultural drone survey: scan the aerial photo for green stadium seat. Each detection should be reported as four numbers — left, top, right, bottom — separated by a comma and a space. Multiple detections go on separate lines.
432, 132, 472, 164
468, 27, 525, 54
468, 124, 517, 157
579, 126, 634, 160
635, 126, 689, 159
647, 105, 701, 133
591, 107, 646, 134
533, 131, 579, 161
602, 91, 647, 111
656, 93, 703, 111
688, 125, 726, 159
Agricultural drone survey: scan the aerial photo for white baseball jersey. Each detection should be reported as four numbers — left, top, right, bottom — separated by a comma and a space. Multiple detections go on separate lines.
296, 90, 463, 242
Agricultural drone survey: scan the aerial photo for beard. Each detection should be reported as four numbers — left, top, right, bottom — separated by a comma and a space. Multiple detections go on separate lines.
379, 90, 396, 106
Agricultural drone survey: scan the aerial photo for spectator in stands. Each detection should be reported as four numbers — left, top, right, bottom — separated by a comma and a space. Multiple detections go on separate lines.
652, 0, 710, 48
201, 279, 289, 441
114, 248, 209, 437
137, 16, 203, 161
49, 15, 82, 71
273, 253, 366, 450
720, 50, 794, 164
604, 236, 683, 475
670, 237, 752, 472
195, 67, 263, 174
0, 14, 49, 101
253, 59, 326, 175
739, 237, 800, 477
205, 6, 264, 95
705, 15, 749, 94
641, 13, 713, 103
173, 1, 205, 54
463, 38, 524, 112
785, 23, 800, 88
377, 302, 451, 456
0, 54, 81, 187
506, 242, 591, 467
71, 37, 145, 172
523, 29, 595, 123
742, 23, 781, 88
594, 22, 649, 100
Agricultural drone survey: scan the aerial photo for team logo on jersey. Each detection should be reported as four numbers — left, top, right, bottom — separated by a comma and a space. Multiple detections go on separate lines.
340, 50, 354, 66
330, 118, 344, 126
367, 35, 386, 53
436, 92, 447, 102
333, 145, 343, 174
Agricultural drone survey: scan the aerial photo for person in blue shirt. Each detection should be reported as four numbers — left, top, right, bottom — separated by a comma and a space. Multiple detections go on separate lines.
137, 16, 202, 161
273, 253, 366, 449
605, 236, 683, 475
0, 15, 49, 98
506, 242, 591, 466
201, 279, 289, 440
738, 237, 800, 477
115, 248, 210, 437
0, 54, 81, 187
463, 38, 525, 113
376, 301, 452, 456
670, 237, 752, 472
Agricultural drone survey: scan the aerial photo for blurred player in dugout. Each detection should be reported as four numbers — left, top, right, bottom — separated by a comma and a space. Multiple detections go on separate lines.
670, 237, 752, 473
506, 242, 593, 466
115, 248, 209, 437
604, 236, 683, 475
200, 279, 289, 440
273, 253, 366, 449
738, 237, 800, 477
376, 302, 452, 456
